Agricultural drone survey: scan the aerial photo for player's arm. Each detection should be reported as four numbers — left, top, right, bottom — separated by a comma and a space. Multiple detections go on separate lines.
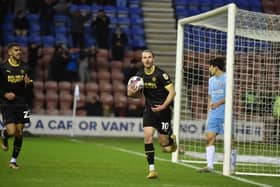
0, 66, 15, 100
24, 74, 33, 88
152, 83, 175, 112
162, 83, 176, 108
207, 95, 211, 113
127, 84, 140, 97
211, 98, 225, 109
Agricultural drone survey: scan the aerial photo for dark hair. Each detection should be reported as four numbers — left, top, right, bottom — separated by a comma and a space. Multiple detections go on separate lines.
209, 57, 225, 71
7, 42, 20, 50
142, 49, 155, 57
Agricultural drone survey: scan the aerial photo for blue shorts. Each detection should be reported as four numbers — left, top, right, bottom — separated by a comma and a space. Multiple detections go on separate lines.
207, 117, 224, 135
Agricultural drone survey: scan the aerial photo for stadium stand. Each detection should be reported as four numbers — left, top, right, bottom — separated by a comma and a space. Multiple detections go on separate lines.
13, 0, 272, 116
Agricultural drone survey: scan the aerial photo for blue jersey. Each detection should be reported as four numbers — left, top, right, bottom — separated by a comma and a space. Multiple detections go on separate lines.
208, 73, 226, 119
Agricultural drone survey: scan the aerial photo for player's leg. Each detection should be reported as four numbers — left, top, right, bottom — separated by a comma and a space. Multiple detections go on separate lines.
157, 108, 177, 153
9, 123, 24, 169
144, 126, 158, 179
1, 123, 16, 151
1, 105, 17, 151
206, 132, 216, 170
197, 132, 216, 173
159, 133, 177, 153
143, 107, 158, 179
9, 106, 30, 169
197, 117, 222, 173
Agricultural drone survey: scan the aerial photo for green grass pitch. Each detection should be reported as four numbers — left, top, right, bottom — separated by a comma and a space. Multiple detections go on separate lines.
0, 136, 279, 187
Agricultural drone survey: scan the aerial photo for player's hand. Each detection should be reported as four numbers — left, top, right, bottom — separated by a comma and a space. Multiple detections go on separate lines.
4, 92, 15, 101
127, 84, 138, 95
211, 102, 220, 109
24, 74, 32, 84
151, 104, 165, 112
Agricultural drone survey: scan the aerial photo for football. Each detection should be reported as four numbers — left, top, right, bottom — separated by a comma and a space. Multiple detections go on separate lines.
128, 76, 144, 96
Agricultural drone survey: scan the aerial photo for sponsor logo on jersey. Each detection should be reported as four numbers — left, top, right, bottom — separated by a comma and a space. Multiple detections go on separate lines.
162, 73, 169, 80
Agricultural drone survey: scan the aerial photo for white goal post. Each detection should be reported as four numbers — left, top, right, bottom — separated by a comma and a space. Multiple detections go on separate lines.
172, 3, 280, 177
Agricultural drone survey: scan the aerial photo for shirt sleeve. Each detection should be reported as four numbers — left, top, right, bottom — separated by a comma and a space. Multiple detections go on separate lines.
158, 70, 172, 87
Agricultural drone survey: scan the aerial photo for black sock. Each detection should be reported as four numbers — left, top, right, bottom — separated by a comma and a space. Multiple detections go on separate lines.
12, 136, 23, 159
144, 143, 154, 165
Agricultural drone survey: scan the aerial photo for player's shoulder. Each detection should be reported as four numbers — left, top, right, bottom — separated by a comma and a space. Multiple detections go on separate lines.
209, 76, 215, 82
0, 60, 8, 69
155, 66, 166, 74
155, 66, 170, 77
20, 61, 29, 68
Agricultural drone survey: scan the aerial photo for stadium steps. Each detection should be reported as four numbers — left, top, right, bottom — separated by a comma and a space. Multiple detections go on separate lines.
145, 30, 177, 41
142, 0, 177, 79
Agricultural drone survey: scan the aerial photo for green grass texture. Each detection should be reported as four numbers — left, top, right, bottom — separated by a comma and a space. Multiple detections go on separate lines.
0, 136, 279, 187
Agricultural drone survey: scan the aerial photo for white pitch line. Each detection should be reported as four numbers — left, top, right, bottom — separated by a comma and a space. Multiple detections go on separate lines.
95, 143, 272, 187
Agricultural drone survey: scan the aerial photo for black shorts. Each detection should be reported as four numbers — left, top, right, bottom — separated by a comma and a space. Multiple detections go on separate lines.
143, 106, 172, 135
1, 104, 30, 125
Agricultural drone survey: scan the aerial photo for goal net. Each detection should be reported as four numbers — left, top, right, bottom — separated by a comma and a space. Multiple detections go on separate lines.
172, 3, 280, 177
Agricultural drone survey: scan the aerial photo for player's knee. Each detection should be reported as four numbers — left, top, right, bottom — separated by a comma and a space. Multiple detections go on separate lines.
15, 132, 23, 138
144, 135, 153, 144
159, 139, 168, 147
7, 130, 16, 137
206, 137, 215, 146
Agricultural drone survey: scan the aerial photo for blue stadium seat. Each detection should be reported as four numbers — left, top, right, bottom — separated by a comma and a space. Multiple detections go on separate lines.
117, 17, 130, 28
249, 0, 262, 12
131, 24, 143, 30
174, 0, 188, 8
2, 23, 14, 32
3, 33, 15, 45
69, 4, 78, 13
187, 8, 202, 17
186, 0, 200, 9
176, 8, 189, 19
85, 37, 96, 47
109, 17, 118, 28
199, 0, 212, 10
28, 34, 41, 44
3, 13, 14, 23
29, 24, 40, 33
223, 0, 233, 4
54, 26, 67, 34
128, 0, 141, 8
131, 27, 144, 36
78, 4, 91, 13
54, 14, 69, 26
129, 7, 142, 16
212, 0, 226, 8
132, 38, 146, 49
117, 7, 129, 18
84, 25, 92, 36
15, 36, 28, 46
55, 34, 68, 45
42, 35, 55, 47
26, 13, 40, 24
91, 5, 103, 13
130, 16, 143, 25
67, 36, 73, 48
104, 6, 116, 17
122, 27, 131, 36
234, 0, 250, 10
